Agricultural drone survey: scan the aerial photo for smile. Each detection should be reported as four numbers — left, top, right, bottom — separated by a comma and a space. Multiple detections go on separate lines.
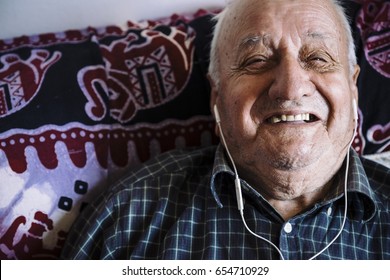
267, 113, 318, 124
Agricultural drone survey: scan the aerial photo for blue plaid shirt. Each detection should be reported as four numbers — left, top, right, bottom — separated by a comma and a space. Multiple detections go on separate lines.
61, 145, 390, 260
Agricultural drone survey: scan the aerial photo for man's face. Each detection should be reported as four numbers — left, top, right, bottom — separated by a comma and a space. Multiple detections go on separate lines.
211, 0, 359, 198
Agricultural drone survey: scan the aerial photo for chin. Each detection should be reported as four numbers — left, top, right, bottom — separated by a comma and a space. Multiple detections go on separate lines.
265, 146, 321, 171
270, 156, 313, 171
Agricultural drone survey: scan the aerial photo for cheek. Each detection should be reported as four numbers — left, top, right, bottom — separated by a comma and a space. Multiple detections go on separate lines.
219, 84, 261, 137
316, 78, 355, 144
322, 85, 351, 124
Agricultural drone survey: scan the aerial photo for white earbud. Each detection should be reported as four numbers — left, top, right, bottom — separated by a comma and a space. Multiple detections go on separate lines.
213, 104, 221, 124
352, 99, 358, 123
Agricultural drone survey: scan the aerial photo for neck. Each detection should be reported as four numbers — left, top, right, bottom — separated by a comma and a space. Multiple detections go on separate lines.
246, 167, 339, 221
267, 180, 334, 220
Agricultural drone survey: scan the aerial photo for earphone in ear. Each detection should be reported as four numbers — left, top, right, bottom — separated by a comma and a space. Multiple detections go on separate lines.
213, 104, 221, 124
352, 99, 358, 123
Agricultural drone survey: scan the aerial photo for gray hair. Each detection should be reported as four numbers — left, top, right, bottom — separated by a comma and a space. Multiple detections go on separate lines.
208, 0, 357, 88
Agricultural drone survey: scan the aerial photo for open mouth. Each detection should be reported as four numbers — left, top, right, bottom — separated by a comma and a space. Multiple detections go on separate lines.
267, 113, 319, 124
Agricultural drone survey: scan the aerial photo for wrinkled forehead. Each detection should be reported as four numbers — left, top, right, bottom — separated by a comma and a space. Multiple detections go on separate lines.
219, 0, 343, 48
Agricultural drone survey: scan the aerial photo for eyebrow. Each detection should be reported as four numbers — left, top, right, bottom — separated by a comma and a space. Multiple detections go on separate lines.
305, 31, 332, 40
238, 34, 270, 51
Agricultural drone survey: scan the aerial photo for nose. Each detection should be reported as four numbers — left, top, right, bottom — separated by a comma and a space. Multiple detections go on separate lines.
267, 57, 314, 101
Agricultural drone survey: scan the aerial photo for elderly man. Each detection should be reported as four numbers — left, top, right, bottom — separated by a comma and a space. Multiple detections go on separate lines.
61, 0, 390, 260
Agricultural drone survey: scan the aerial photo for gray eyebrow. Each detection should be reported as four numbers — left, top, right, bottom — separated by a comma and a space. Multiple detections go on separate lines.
307, 32, 323, 38
238, 34, 271, 51
305, 31, 334, 41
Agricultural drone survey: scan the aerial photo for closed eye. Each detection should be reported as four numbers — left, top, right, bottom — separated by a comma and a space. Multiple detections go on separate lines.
232, 55, 276, 74
246, 56, 268, 67
309, 56, 328, 62
301, 51, 341, 73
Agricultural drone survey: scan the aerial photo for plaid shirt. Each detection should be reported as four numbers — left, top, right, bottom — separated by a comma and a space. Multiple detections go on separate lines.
61, 145, 390, 260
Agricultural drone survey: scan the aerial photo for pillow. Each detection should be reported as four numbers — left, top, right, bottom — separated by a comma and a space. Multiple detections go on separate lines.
0, 10, 218, 259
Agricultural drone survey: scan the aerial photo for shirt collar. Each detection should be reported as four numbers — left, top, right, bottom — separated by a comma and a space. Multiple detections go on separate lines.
210, 144, 377, 222
210, 144, 235, 208
343, 148, 377, 222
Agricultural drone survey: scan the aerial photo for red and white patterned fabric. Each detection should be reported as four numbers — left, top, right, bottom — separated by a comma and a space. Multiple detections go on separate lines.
0, 10, 218, 259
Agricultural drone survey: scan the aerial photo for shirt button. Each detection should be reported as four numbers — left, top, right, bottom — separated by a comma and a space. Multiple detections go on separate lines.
284, 222, 293, 234
327, 207, 332, 216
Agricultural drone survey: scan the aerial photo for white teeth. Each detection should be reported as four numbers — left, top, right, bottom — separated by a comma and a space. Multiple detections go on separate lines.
294, 114, 302, 121
269, 113, 311, 124
286, 115, 295, 121
271, 116, 282, 123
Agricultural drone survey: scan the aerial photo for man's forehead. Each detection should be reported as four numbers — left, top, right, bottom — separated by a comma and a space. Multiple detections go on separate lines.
228, 0, 334, 12
225, 0, 340, 34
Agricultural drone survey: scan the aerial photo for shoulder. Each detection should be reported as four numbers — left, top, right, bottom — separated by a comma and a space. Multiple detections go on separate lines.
360, 155, 390, 201
107, 145, 217, 197
61, 146, 218, 259
78, 146, 217, 230
126, 145, 217, 181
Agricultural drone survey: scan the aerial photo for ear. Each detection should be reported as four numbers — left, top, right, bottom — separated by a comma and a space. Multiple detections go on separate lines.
352, 64, 360, 83
207, 73, 221, 137
207, 73, 219, 112
351, 64, 360, 102
207, 74, 218, 113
